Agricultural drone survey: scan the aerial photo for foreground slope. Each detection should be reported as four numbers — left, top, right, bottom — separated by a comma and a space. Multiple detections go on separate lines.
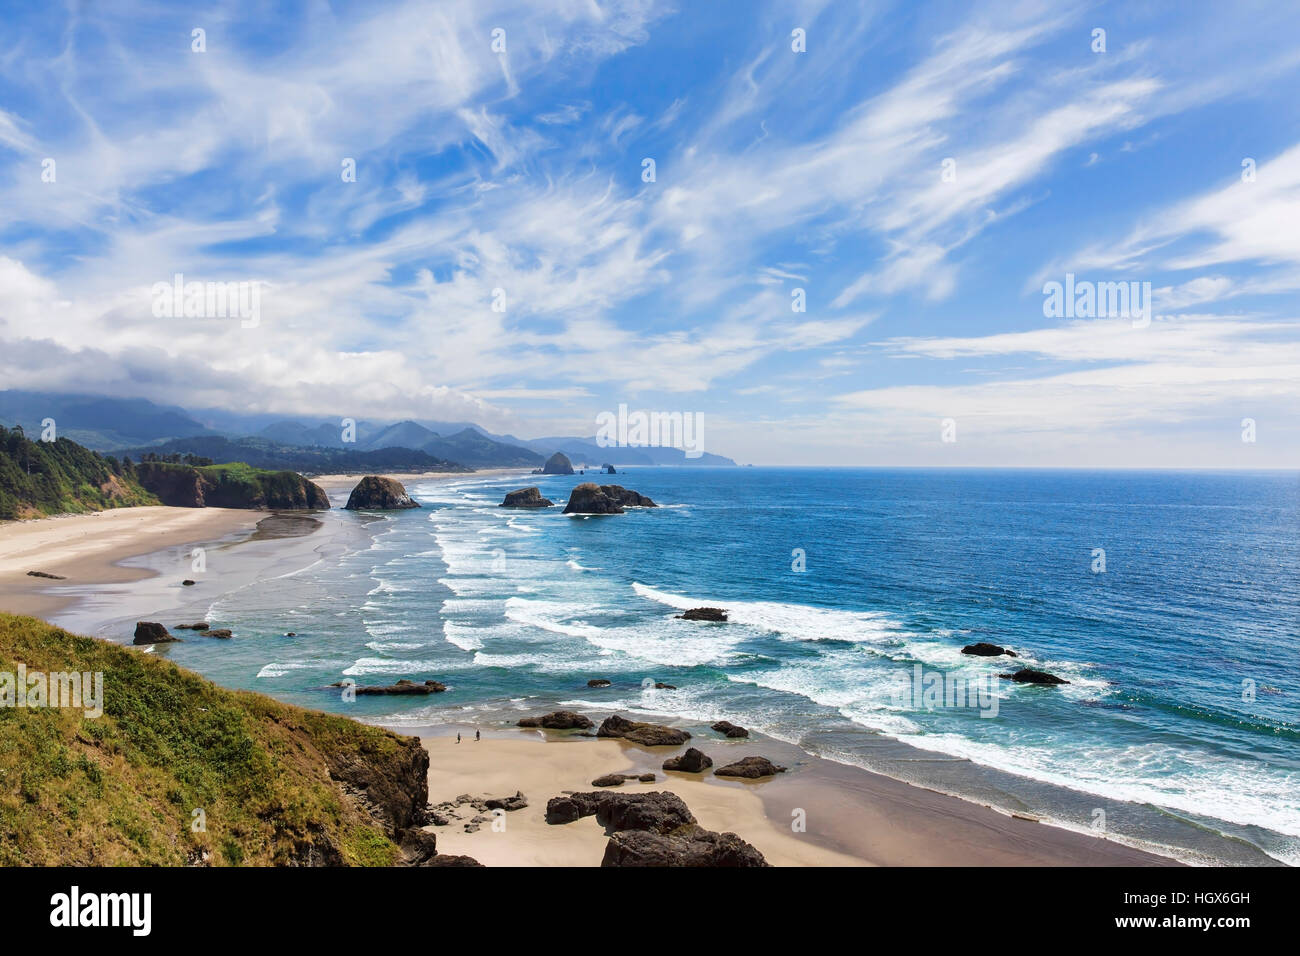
0, 613, 427, 865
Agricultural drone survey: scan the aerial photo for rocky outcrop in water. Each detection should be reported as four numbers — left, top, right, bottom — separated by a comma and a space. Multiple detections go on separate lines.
587, 678, 611, 688
344, 476, 420, 510
344, 679, 446, 695
133, 621, 178, 645
597, 714, 691, 747
714, 756, 787, 778
663, 748, 713, 773
602, 825, 769, 867
542, 452, 575, 475
677, 607, 728, 622
562, 483, 657, 514
517, 710, 594, 730
962, 642, 1018, 657
1000, 668, 1069, 685
500, 487, 554, 508
602, 464, 616, 474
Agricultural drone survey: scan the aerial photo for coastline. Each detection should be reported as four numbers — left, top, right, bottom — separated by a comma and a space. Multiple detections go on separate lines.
0, 474, 1201, 867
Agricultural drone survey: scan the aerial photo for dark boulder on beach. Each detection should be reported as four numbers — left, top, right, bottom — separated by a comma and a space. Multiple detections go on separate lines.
545, 794, 597, 824
596, 791, 697, 834
714, 756, 787, 779
182, 579, 196, 586
344, 476, 420, 511
711, 720, 748, 738
425, 854, 485, 867
962, 642, 1018, 657
592, 773, 630, 787
677, 607, 727, 622
1000, 668, 1069, 685
132, 621, 178, 645
517, 710, 594, 730
542, 452, 575, 475
602, 825, 769, 867
483, 791, 528, 811
587, 678, 612, 688
25, 570, 65, 580
500, 487, 554, 508
597, 714, 691, 747
350, 679, 446, 695
398, 828, 439, 865
663, 748, 713, 773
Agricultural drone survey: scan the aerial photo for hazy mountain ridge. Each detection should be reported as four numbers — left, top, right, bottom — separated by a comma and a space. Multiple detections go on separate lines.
0, 391, 738, 468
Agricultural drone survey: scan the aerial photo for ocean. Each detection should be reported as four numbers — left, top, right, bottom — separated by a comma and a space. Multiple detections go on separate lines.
118, 467, 1300, 865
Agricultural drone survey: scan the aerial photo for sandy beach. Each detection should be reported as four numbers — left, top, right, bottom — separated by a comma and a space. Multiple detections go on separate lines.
0, 507, 264, 619
418, 725, 1177, 867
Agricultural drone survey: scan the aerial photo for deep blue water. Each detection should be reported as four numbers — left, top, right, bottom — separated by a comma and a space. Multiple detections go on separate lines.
162, 467, 1300, 864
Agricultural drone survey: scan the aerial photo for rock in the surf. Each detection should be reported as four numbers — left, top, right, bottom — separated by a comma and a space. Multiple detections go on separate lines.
132, 622, 178, 645
344, 476, 420, 511
962, 642, 1018, 657
999, 668, 1069, 685
500, 487, 554, 508
677, 607, 728, 622
711, 720, 749, 738
541, 452, 575, 475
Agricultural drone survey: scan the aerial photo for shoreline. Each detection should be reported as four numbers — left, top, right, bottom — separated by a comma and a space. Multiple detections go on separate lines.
0, 480, 1212, 866
406, 722, 1175, 867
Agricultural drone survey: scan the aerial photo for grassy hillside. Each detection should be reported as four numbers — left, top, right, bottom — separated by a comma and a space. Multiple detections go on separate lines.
0, 613, 428, 865
0, 425, 158, 520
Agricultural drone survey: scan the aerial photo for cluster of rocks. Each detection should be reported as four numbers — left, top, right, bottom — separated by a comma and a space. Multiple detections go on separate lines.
544, 790, 768, 867
712, 720, 748, 738
959, 643, 1070, 685
26, 570, 65, 580
426, 791, 528, 832
592, 772, 657, 787
677, 607, 727, 622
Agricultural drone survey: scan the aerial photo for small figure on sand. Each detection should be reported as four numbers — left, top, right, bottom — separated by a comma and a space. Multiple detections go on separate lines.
456, 733, 461, 744
475, 729, 481, 742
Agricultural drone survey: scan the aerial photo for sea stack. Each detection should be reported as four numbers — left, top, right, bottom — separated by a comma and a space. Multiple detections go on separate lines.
563, 483, 658, 514
542, 452, 575, 475
500, 487, 554, 508
344, 476, 420, 510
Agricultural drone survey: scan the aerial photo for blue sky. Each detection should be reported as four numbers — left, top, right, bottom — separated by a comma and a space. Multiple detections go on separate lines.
1, 0, 1298, 466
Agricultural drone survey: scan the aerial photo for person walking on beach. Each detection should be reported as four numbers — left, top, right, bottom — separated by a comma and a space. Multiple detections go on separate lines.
456, 733, 461, 744
475, 730, 480, 742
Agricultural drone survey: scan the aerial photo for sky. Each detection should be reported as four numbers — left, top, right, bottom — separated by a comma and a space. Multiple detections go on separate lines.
0, 0, 1298, 467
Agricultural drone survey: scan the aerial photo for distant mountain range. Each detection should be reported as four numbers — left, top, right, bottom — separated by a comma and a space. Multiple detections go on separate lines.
0, 391, 738, 471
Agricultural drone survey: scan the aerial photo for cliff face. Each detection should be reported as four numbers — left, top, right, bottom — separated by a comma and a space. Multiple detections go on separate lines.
0, 612, 427, 866
135, 461, 329, 509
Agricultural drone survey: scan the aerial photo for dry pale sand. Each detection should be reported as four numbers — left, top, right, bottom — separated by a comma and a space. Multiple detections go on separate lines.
419, 727, 1179, 867
421, 731, 869, 867
0, 507, 262, 618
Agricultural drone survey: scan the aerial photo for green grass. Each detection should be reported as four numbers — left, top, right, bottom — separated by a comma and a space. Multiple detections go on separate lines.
0, 613, 410, 866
